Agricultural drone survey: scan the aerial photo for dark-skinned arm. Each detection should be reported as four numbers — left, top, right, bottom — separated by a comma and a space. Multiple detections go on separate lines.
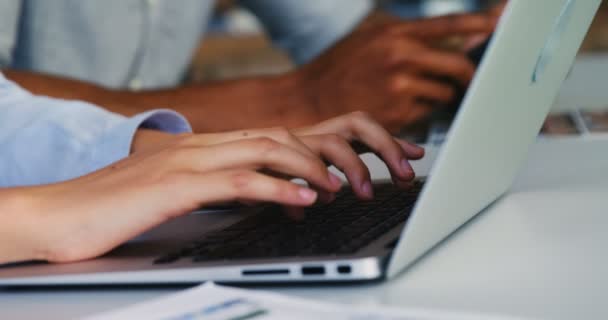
2, 69, 313, 132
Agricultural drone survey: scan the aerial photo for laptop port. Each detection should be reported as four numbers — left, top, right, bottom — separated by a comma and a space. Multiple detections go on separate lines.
337, 265, 352, 274
301, 266, 325, 275
242, 269, 289, 276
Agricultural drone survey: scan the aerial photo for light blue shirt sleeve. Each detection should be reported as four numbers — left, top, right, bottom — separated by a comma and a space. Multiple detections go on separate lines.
240, 0, 373, 64
0, 73, 192, 187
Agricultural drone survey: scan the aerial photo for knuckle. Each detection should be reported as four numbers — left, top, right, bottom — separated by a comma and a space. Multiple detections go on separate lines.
349, 110, 372, 124
171, 134, 196, 147
156, 171, 187, 188
388, 77, 409, 93
322, 134, 348, 151
252, 137, 281, 154
385, 47, 407, 66
274, 126, 290, 135
272, 183, 291, 200
314, 162, 330, 179
229, 170, 255, 193
166, 146, 194, 165
389, 76, 412, 94
300, 159, 319, 176
350, 110, 377, 130
325, 134, 345, 146
270, 126, 292, 141
356, 160, 371, 179
301, 157, 326, 179
282, 131, 301, 145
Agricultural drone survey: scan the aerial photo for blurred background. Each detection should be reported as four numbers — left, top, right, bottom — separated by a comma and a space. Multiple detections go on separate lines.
187, 0, 608, 82
184, 0, 608, 140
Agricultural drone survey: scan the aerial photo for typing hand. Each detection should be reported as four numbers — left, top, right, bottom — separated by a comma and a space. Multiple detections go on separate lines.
190, 112, 424, 200
292, 11, 498, 132
1, 112, 422, 264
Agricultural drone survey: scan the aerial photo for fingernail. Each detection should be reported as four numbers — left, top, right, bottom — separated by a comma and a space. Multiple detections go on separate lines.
401, 159, 414, 179
361, 181, 374, 199
298, 188, 317, 202
329, 173, 343, 188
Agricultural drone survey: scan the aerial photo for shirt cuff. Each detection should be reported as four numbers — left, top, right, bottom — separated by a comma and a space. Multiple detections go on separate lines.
90, 109, 192, 170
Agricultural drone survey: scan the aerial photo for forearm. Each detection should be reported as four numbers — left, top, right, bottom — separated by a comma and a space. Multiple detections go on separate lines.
2, 69, 131, 113
119, 74, 316, 132
3, 69, 315, 132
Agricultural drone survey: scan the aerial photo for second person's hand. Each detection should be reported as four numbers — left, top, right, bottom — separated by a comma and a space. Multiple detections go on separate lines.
291, 11, 498, 132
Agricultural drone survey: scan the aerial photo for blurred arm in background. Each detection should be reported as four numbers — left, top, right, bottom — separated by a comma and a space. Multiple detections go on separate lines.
1, 0, 500, 133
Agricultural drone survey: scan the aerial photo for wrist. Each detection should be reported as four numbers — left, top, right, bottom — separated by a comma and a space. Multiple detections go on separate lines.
0, 188, 46, 264
131, 129, 190, 154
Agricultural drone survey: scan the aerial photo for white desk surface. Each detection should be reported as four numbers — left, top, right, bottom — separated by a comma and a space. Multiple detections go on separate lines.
2, 55, 608, 320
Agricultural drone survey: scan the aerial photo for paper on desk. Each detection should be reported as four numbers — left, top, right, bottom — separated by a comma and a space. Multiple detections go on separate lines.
83, 283, 528, 320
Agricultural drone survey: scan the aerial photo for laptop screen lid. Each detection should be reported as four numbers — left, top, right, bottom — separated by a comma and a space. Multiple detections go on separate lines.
387, 0, 601, 278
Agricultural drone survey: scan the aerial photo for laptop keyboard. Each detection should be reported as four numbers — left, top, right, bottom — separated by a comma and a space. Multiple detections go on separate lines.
154, 181, 423, 265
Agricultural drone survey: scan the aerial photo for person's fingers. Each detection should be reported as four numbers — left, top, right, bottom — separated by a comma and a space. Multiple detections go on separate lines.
301, 135, 374, 200
385, 100, 435, 129
296, 112, 423, 182
401, 49, 476, 86
391, 13, 494, 39
338, 112, 416, 182
389, 73, 456, 105
490, 1, 507, 20
241, 127, 318, 159
42, 168, 322, 262
170, 137, 342, 193
395, 139, 425, 160
183, 127, 317, 159
176, 170, 320, 209
462, 33, 490, 52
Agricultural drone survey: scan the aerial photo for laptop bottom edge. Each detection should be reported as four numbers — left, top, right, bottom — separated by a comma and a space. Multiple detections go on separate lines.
0, 256, 387, 287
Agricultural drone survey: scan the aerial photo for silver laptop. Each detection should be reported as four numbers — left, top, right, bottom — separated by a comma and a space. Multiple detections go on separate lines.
0, 0, 600, 286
